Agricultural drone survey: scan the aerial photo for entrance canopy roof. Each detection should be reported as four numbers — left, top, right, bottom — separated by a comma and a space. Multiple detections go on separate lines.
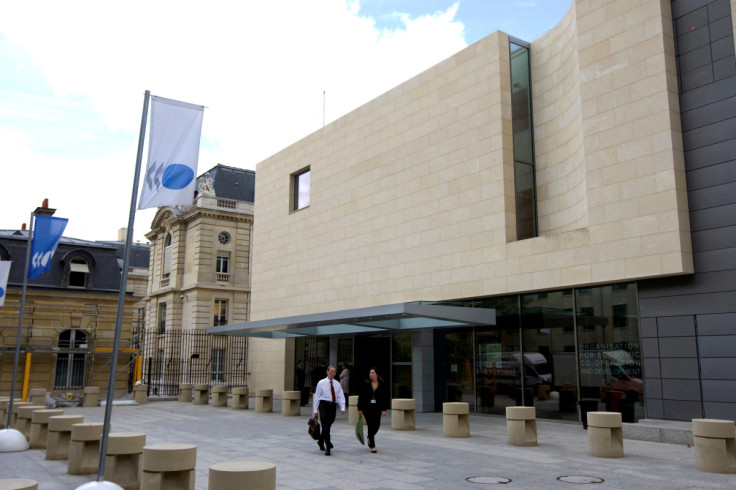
206, 302, 496, 338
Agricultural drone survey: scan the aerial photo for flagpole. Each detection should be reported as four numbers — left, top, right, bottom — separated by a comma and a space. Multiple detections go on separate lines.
3, 211, 35, 433
94, 90, 150, 483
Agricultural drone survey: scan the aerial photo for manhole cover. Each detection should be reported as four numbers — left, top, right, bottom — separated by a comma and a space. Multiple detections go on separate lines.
466, 476, 512, 484
557, 475, 605, 484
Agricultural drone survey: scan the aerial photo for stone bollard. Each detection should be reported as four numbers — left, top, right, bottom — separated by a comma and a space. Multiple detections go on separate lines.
178, 383, 193, 403
104, 432, 147, 490
348, 396, 361, 425
6, 401, 32, 428
83, 387, 100, 407
255, 389, 273, 413
27, 389, 47, 406
68, 422, 104, 475
443, 402, 470, 438
692, 418, 736, 474
193, 384, 209, 405
46, 414, 84, 460
391, 399, 416, 431
0, 397, 14, 428
29, 408, 64, 449
506, 406, 537, 447
587, 412, 623, 458
0, 479, 39, 490
208, 461, 276, 490
134, 383, 149, 405
14, 405, 46, 440
211, 386, 228, 408
231, 387, 249, 410
141, 443, 197, 490
281, 391, 300, 416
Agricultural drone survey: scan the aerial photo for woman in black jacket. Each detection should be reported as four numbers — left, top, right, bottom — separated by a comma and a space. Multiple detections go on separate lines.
357, 367, 389, 453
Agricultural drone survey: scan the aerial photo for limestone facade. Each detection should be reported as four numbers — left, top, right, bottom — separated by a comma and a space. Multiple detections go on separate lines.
247, 0, 692, 390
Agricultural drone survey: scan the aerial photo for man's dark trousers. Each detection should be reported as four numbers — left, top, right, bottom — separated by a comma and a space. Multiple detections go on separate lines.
318, 400, 337, 449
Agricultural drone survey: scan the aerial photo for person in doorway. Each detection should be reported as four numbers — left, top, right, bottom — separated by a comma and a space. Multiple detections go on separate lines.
312, 361, 327, 393
313, 365, 345, 456
296, 360, 308, 406
339, 363, 350, 399
357, 366, 389, 453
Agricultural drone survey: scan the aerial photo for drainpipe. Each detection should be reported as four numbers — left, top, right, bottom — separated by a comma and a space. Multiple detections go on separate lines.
21, 353, 32, 401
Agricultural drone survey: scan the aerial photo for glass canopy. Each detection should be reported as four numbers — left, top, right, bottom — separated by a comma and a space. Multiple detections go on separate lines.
206, 302, 496, 338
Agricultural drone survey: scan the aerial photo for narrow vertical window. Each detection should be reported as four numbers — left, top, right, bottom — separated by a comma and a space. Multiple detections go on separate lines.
158, 303, 167, 334
510, 40, 537, 240
211, 348, 226, 382
292, 167, 310, 211
162, 233, 172, 278
214, 299, 228, 326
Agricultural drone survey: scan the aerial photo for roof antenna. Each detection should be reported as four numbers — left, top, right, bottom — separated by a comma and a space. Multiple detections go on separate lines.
323, 90, 326, 127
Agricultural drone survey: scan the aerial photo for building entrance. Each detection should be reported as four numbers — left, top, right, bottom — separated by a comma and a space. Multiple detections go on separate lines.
353, 335, 391, 396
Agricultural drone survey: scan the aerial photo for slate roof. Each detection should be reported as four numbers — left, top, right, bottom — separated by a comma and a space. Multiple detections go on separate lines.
197, 164, 255, 203
0, 230, 137, 291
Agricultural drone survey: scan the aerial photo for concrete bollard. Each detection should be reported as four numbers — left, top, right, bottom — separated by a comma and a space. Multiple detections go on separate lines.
208, 461, 276, 490
27, 389, 47, 406
506, 406, 537, 447
178, 383, 193, 403
391, 399, 416, 431
231, 387, 249, 410
104, 432, 147, 490
587, 412, 623, 458
134, 383, 149, 405
692, 418, 736, 474
83, 387, 100, 407
255, 389, 273, 413
211, 386, 228, 408
68, 423, 104, 475
46, 415, 84, 460
0, 479, 39, 489
29, 408, 64, 449
141, 443, 197, 490
443, 402, 470, 438
14, 405, 46, 440
281, 391, 301, 416
193, 384, 209, 405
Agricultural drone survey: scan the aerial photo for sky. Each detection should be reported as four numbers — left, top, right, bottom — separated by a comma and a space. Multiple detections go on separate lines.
0, 0, 571, 244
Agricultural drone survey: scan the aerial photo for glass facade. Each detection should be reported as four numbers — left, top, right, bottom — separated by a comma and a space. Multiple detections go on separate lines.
432, 282, 643, 421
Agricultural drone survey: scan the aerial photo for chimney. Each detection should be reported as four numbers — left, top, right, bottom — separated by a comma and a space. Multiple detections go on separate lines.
118, 228, 127, 241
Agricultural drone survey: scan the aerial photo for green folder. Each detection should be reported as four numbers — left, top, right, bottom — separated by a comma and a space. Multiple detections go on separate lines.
355, 416, 365, 445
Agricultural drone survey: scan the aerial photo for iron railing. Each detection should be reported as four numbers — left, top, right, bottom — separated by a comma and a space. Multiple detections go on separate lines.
140, 328, 248, 398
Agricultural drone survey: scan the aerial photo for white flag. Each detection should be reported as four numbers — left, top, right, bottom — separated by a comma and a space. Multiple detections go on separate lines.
138, 95, 204, 210
0, 261, 10, 307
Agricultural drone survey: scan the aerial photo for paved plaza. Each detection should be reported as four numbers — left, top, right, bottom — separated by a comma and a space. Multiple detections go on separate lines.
1, 399, 734, 489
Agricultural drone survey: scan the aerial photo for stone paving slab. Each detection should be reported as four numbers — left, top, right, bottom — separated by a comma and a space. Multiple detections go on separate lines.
1, 400, 734, 489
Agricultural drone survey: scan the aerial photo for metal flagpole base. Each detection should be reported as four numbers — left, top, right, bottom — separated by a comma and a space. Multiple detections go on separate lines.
75, 481, 125, 489
0, 428, 30, 452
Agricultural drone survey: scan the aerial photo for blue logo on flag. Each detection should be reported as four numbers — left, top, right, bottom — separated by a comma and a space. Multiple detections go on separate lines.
29, 215, 68, 280
162, 164, 195, 190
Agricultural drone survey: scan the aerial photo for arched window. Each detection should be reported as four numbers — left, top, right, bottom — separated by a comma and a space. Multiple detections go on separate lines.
54, 329, 87, 389
162, 233, 172, 278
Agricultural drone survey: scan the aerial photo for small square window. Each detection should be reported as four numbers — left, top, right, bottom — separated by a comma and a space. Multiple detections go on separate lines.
291, 167, 310, 211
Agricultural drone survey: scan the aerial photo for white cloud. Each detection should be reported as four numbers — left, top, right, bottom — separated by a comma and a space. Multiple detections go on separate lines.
0, 0, 467, 242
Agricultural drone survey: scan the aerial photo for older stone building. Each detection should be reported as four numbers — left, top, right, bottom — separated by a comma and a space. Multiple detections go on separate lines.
210, 0, 736, 423
141, 164, 253, 394
0, 227, 147, 397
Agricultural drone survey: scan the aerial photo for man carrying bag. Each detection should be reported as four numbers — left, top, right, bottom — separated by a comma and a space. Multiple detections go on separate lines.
313, 365, 345, 456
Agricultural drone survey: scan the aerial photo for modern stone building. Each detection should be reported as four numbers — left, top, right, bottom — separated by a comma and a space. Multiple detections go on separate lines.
0, 226, 146, 397
141, 164, 253, 393
210, 0, 736, 423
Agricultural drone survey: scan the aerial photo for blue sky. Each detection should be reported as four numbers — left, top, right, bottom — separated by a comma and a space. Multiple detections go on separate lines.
0, 0, 571, 243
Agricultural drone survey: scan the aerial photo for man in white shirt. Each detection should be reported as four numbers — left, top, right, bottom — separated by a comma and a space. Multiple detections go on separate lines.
313, 365, 345, 455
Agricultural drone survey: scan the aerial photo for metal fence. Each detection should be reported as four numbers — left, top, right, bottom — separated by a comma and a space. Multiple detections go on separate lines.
140, 329, 248, 398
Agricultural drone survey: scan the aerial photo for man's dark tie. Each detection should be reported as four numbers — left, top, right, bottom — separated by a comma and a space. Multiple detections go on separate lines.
330, 380, 336, 402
